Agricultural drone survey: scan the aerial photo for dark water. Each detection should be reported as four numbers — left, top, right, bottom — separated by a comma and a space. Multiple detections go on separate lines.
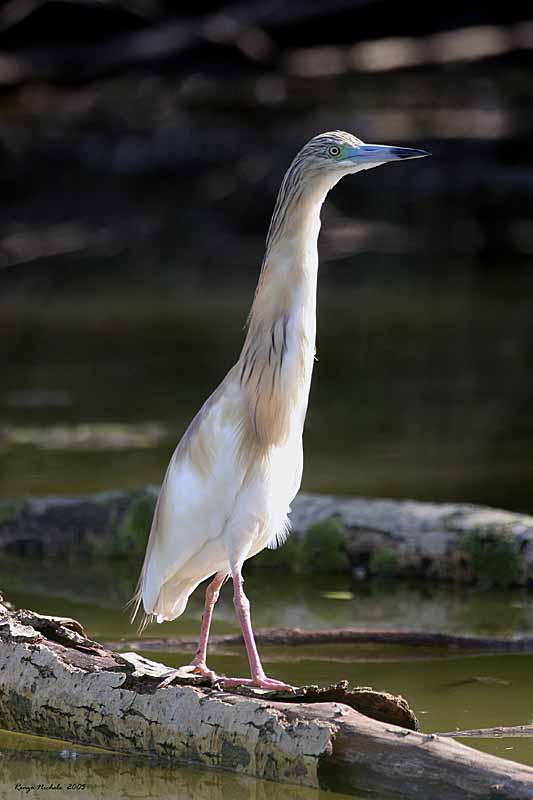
1, 276, 533, 510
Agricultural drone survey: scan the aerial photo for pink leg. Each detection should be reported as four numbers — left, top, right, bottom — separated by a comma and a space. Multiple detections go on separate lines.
217, 567, 293, 691
190, 571, 227, 673
159, 572, 226, 687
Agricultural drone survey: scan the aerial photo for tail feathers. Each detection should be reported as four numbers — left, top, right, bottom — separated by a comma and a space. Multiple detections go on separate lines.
267, 515, 291, 550
127, 571, 200, 634
153, 576, 200, 621
126, 571, 152, 634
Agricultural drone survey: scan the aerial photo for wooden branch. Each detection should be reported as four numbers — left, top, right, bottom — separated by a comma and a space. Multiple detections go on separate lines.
107, 626, 533, 653
1, 605, 533, 798
440, 725, 533, 739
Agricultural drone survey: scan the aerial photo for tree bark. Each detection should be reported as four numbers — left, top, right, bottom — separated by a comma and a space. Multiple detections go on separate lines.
1, 602, 533, 798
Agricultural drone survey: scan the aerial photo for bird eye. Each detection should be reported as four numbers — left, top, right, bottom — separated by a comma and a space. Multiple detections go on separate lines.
328, 145, 341, 157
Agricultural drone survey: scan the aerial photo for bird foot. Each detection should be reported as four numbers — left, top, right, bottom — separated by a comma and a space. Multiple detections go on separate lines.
214, 675, 294, 692
158, 669, 182, 689
185, 660, 219, 682
158, 661, 219, 688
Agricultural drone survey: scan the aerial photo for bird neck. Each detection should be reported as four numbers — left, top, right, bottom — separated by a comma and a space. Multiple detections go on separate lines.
247, 179, 330, 339
237, 178, 331, 447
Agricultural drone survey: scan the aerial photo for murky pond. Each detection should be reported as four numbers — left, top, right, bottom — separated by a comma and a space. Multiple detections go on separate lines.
2, 285, 533, 795
3, 167, 533, 798
2, 277, 533, 510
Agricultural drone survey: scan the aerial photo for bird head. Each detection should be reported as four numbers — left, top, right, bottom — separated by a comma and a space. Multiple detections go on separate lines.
298, 130, 429, 184
263, 130, 429, 254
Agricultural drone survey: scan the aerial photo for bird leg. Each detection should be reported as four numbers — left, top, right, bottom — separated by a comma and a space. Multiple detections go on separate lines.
188, 571, 227, 678
158, 571, 226, 688
215, 567, 294, 692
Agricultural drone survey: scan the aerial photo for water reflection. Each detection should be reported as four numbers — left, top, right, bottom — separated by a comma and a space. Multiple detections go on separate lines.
0, 733, 355, 800
0, 422, 167, 450
3, 555, 533, 643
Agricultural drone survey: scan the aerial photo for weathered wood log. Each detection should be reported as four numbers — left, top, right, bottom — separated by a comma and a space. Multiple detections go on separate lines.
1, 603, 533, 798
2, 489, 533, 584
107, 627, 533, 653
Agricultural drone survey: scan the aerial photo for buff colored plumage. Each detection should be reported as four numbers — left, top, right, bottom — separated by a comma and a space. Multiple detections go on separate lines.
132, 131, 429, 689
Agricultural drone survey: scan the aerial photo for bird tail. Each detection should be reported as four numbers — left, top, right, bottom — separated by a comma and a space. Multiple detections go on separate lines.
127, 567, 200, 634
267, 515, 291, 549
126, 570, 152, 634
150, 575, 199, 622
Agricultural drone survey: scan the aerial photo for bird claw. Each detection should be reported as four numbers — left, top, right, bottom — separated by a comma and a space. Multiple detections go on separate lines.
213, 675, 294, 692
158, 669, 183, 689
158, 662, 220, 688
185, 661, 219, 682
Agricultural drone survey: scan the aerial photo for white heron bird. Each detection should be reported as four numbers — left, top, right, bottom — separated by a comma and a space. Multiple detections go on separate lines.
132, 131, 429, 690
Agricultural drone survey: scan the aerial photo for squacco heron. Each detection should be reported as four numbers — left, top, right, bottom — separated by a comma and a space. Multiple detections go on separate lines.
133, 131, 429, 690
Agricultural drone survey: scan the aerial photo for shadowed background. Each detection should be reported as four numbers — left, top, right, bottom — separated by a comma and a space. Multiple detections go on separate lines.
1, 0, 533, 510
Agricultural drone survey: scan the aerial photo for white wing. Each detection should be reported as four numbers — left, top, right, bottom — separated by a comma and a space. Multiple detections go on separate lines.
134, 368, 252, 625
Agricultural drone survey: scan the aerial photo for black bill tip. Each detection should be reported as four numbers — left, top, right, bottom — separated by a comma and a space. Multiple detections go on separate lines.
390, 147, 431, 160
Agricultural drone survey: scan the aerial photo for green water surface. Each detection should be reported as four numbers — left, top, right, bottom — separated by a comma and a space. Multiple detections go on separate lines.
2, 280, 533, 510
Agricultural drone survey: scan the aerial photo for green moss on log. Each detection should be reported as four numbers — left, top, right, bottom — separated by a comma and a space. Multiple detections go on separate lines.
369, 547, 400, 578
300, 517, 350, 573
461, 529, 522, 588
112, 493, 156, 557
253, 536, 302, 571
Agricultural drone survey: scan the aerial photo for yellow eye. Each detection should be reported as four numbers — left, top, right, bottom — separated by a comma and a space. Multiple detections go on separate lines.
328, 145, 340, 157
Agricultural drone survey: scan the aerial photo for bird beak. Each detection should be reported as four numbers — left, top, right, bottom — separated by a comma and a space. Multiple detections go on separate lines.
341, 144, 430, 164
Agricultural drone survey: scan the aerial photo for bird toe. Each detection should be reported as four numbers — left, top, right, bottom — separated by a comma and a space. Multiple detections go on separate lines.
214, 675, 294, 692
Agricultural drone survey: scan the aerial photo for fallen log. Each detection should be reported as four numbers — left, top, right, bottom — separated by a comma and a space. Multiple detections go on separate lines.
2, 489, 533, 585
1, 603, 533, 798
105, 627, 533, 653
